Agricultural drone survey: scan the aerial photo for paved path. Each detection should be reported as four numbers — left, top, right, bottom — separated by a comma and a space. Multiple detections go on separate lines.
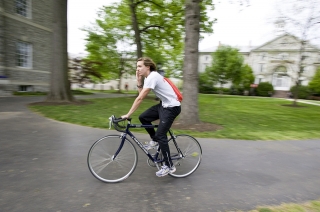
1, 95, 320, 212
285, 98, 320, 106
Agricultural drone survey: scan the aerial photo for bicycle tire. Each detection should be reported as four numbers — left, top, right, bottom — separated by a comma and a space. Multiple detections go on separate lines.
168, 134, 202, 178
87, 135, 138, 183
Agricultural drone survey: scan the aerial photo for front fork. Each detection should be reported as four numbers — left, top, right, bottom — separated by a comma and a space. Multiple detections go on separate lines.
112, 133, 127, 160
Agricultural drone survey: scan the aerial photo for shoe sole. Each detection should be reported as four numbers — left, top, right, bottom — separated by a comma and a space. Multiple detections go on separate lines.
156, 170, 170, 177
169, 169, 176, 174
156, 168, 176, 177
156, 172, 169, 177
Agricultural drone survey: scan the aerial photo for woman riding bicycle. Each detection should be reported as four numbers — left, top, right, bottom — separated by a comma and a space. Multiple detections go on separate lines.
121, 57, 181, 177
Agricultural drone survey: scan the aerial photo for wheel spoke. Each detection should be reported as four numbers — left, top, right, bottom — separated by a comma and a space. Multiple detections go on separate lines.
93, 158, 113, 174
87, 136, 137, 183
168, 135, 202, 178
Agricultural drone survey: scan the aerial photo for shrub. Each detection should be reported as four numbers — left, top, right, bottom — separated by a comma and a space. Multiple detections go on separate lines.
290, 85, 311, 99
309, 68, 320, 96
13, 91, 47, 96
71, 90, 93, 95
229, 85, 245, 95
256, 82, 274, 97
222, 87, 230, 94
199, 72, 216, 94
199, 85, 217, 94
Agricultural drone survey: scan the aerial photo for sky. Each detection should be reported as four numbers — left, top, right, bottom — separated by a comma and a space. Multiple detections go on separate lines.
67, 0, 278, 55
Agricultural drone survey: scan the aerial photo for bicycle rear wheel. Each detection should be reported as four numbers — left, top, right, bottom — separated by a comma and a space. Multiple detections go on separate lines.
87, 135, 138, 183
168, 134, 202, 178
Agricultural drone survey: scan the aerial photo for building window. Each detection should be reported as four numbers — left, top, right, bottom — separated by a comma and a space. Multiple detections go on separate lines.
279, 53, 288, 60
15, 0, 31, 18
298, 80, 303, 85
16, 41, 32, 68
19, 85, 33, 91
260, 64, 264, 72
261, 53, 266, 60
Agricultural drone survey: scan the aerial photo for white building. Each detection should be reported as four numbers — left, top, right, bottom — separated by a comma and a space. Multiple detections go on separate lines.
199, 34, 320, 95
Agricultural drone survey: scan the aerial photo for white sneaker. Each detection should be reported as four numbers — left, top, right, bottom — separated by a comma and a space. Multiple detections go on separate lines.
156, 165, 170, 177
169, 165, 176, 174
144, 140, 158, 150
156, 165, 176, 177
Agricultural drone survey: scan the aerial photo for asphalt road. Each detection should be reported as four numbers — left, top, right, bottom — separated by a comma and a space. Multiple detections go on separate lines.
1, 95, 320, 212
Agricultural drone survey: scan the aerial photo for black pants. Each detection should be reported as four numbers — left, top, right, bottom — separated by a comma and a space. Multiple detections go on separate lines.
139, 103, 181, 167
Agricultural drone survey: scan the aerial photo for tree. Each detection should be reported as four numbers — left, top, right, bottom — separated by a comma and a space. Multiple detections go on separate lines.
84, 0, 214, 79
275, 0, 320, 106
69, 58, 102, 88
85, 30, 135, 92
179, 0, 201, 124
178, 0, 215, 125
239, 64, 255, 90
47, 0, 74, 102
179, 0, 251, 125
309, 67, 320, 95
205, 45, 244, 91
199, 71, 216, 94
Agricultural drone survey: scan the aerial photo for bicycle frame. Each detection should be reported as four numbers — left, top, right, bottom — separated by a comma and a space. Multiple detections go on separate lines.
113, 120, 183, 165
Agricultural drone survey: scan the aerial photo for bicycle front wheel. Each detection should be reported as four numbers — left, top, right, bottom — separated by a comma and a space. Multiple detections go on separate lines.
87, 135, 138, 183
168, 135, 202, 178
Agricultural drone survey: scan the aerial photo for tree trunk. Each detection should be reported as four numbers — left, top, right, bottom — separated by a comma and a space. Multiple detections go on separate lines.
292, 40, 306, 106
128, 0, 143, 58
46, 0, 74, 102
178, 0, 201, 125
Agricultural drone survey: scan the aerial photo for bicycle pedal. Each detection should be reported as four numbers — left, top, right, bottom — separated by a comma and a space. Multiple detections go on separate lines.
147, 158, 156, 167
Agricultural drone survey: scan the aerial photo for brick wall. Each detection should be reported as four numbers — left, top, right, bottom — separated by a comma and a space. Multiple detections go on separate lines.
1, 0, 53, 91
0, 3, 5, 76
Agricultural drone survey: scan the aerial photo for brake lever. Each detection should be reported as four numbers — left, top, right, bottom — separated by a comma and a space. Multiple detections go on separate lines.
108, 116, 113, 129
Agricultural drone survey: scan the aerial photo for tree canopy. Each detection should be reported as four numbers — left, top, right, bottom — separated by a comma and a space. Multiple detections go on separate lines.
239, 64, 255, 90
200, 45, 254, 93
205, 45, 244, 88
83, 0, 215, 79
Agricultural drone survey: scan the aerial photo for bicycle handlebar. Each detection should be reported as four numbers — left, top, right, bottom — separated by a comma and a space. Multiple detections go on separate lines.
113, 116, 127, 123
109, 115, 131, 132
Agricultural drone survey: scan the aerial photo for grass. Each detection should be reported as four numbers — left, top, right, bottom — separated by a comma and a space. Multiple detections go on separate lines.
248, 199, 320, 212
28, 94, 320, 140
76, 88, 138, 94
13, 91, 47, 96
13, 90, 94, 96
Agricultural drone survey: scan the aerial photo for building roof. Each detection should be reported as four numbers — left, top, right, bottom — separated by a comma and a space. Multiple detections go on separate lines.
199, 34, 320, 54
199, 45, 257, 53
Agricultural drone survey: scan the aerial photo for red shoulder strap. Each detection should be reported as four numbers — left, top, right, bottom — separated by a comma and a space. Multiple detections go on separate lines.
164, 77, 183, 102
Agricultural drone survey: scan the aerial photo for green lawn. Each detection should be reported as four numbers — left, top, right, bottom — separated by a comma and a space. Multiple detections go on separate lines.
74, 88, 138, 94
249, 199, 320, 212
13, 90, 94, 96
29, 94, 320, 140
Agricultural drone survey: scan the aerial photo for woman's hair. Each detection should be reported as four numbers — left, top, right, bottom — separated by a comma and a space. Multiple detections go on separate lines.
137, 57, 156, 71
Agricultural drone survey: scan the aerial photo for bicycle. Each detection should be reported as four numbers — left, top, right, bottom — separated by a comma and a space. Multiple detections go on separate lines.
87, 115, 202, 183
